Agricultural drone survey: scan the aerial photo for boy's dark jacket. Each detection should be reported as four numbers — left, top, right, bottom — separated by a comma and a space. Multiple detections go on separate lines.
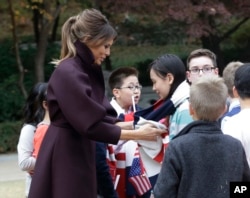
154, 120, 250, 198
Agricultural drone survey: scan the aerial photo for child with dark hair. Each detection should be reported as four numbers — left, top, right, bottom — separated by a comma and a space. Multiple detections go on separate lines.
108, 66, 148, 198
186, 48, 219, 84
32, 90, 50, 159
223, 63, 250, 166
17, 82, 48, 197
133, 54, 193, 193
109, 66, 141, 116
154, 76, 250, 198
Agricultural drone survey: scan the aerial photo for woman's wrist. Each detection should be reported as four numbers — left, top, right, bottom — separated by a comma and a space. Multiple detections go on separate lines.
115, 121, 134, 130
120, 129, 138, 140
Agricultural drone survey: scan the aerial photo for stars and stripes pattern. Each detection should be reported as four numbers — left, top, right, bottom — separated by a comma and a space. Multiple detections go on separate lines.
128, 147, 152, 196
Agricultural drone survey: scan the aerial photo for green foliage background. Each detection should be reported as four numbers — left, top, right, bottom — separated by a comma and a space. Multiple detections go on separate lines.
0, 122, 22, 153
1, 0, 250, 153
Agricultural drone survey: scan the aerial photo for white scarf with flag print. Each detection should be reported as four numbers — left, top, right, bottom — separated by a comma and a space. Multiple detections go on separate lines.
135, 80, 190, 177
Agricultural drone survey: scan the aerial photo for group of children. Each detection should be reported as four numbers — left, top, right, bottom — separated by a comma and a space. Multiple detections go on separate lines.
96, 48, 250, 198
18, 48, 250, 198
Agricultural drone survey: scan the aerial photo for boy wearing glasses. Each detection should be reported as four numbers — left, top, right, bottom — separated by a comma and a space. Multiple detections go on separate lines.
154, 76, 250, 198
108, 67, 151, 198
186, 48, 219, 84
109, 67, 142, 115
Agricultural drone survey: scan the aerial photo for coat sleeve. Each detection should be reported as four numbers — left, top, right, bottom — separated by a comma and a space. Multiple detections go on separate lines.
17, 124, 36, 171
48, 62, 121, 144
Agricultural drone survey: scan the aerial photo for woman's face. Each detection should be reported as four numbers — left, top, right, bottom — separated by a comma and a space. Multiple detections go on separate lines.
89, 39, 114, 65
150, 69, 173, 100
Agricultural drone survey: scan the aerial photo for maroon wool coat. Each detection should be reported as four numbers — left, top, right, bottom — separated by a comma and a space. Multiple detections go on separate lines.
28, 40, 121, 198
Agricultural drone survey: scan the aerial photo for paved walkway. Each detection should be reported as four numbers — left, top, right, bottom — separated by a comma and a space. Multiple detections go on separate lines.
0, 153, 26, 198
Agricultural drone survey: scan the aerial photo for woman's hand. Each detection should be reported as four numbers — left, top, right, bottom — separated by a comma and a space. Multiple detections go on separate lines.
135, 123, 166, 141
28, 169, 34, 176
119, 123, 166, 141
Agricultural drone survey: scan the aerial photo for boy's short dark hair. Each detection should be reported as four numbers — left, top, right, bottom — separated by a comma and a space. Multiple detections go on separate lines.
108, 67, 139, 90
187, 48, 217, 69
234, 63, 250, 99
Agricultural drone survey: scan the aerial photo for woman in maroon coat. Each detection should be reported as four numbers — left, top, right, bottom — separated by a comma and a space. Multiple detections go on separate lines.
28, 8, 165, 198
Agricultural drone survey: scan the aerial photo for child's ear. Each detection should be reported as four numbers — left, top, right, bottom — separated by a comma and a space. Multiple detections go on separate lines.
223, 104, 228, 115
189, 102, 197, 120
112, 88, 120, 99
166, 73, 174, 84
43, 101, 48, 110
218, 104, 228, 120
232, 86, 239, 98
189, 102, 194, 116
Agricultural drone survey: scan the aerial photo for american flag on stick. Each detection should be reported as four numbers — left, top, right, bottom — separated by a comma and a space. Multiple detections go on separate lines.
128, 147, 152, 196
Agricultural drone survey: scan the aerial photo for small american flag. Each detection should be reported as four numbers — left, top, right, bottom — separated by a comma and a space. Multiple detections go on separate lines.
128, 147, 152, 196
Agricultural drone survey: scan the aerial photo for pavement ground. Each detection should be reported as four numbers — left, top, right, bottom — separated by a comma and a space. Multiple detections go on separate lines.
0, 153, 26, 198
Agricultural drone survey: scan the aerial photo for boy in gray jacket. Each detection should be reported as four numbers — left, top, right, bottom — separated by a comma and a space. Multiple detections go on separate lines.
154, 76, 250, 198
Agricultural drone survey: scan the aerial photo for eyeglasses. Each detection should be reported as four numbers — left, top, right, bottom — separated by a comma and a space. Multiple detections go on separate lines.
117, 85, 142, 91
189, 66, 215, 74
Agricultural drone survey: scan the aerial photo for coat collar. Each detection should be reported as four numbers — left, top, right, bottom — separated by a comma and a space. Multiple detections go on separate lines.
173, 120, 222, 140
74, 40, 95, 67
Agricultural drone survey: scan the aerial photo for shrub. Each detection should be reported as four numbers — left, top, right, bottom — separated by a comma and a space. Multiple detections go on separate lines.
0, 121, 22, 153
0, 75, 25, 122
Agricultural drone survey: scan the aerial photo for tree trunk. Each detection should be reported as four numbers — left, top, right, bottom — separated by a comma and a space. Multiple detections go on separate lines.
201, 35, 225, 76
50, 14, 60, 42
8, 0, 27, 98
33, 8, 40, 43
27, 0, 41, 43
50, 0, 60, 42
34, 1, 61, 82
35, 25, 51, 82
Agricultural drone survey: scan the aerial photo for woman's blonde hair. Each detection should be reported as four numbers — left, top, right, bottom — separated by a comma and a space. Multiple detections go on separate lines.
54, 8, 117, 65
190, 76, 227, 121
